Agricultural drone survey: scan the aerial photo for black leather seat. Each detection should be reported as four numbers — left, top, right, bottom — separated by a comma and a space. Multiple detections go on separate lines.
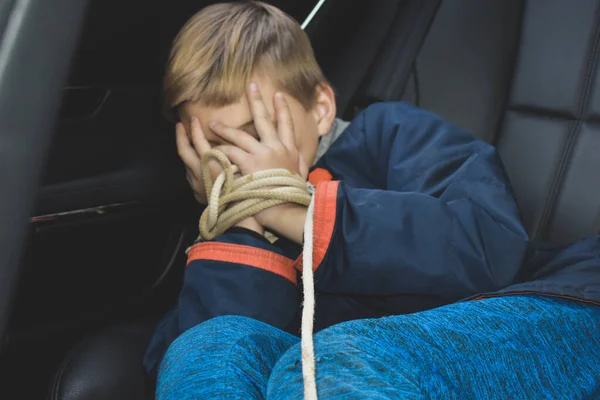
49, 320, 155, 400
410, 0, 600, 245
400, 0, 600, 245
50, 0, 600, 398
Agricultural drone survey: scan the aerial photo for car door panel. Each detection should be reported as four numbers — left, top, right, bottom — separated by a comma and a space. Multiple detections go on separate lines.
37, 86, 186, 215
3, 2, 321, 397
6, 0, 190, 377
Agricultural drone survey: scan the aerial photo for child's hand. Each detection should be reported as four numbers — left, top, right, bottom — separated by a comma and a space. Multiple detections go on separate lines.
176, 119, 213, 204
177, 116, 242, 201
176, 117, 264, 235
176, 121, 205, 204
209, 84, 308, 244
209, 83, 303, 177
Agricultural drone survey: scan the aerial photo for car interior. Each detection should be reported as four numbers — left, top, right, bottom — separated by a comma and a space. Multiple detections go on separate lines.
0, 0, 599, 399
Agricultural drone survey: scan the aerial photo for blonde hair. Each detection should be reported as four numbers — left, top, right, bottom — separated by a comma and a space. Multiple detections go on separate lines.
163, 1, 328, 120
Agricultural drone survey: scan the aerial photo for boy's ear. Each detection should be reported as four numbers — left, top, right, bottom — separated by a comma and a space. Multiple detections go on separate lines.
312, 83, 336, 137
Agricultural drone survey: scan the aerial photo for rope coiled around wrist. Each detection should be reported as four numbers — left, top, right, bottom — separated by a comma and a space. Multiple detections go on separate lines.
198, 149, 312, 241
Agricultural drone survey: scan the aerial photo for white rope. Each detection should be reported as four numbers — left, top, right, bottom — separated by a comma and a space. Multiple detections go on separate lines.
198, 150, 312, 241
301, 195, 318, 400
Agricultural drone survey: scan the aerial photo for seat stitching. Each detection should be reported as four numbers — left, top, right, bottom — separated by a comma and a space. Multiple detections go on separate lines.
506, 105, 578, 121
534, 7, 600, 241
492, 3, 527, 147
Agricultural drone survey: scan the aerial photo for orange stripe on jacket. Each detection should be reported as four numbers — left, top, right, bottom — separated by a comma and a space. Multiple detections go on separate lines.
308, 168, 333, 186
294, 180, 339, 272
187, 242, 297, 285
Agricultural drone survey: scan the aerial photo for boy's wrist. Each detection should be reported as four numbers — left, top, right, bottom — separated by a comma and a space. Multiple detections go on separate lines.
255, 206, 279, 230
257, 203, 307, 245
235, 216, 264, 235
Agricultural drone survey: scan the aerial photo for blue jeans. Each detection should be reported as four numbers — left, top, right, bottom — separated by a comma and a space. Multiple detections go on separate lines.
157, 296, 600, 399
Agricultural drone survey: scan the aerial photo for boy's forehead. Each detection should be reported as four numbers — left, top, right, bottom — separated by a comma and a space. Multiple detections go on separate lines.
182, 97, 253, 127
180, 73, 279, 125
182, 97, 277, 133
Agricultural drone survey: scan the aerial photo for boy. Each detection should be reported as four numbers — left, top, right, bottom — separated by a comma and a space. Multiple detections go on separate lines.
146, 2, 600, 398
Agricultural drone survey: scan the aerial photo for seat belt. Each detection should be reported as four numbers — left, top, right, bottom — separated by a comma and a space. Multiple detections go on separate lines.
350, 0, 443, 114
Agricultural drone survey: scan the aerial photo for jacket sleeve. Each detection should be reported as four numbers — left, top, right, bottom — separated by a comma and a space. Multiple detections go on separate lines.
307, 102, 529, 300
143, 229, 299, 375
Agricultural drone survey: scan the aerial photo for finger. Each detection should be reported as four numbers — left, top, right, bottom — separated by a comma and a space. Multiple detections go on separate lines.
274, 92, 296, 150
186, 118, 224, 180
217, 145, 250, 168
190, 116, 211, 156
208, 161, 223, 181
248, 83, 277, 142
210, 121, 260, 153
298, 154, 309, 179
185, 167, 203, 190
186, 169, 208, 204
176, 123, 201, 172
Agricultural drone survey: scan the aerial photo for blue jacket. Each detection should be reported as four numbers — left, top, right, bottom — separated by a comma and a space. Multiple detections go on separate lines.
143, 102, 600, 374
